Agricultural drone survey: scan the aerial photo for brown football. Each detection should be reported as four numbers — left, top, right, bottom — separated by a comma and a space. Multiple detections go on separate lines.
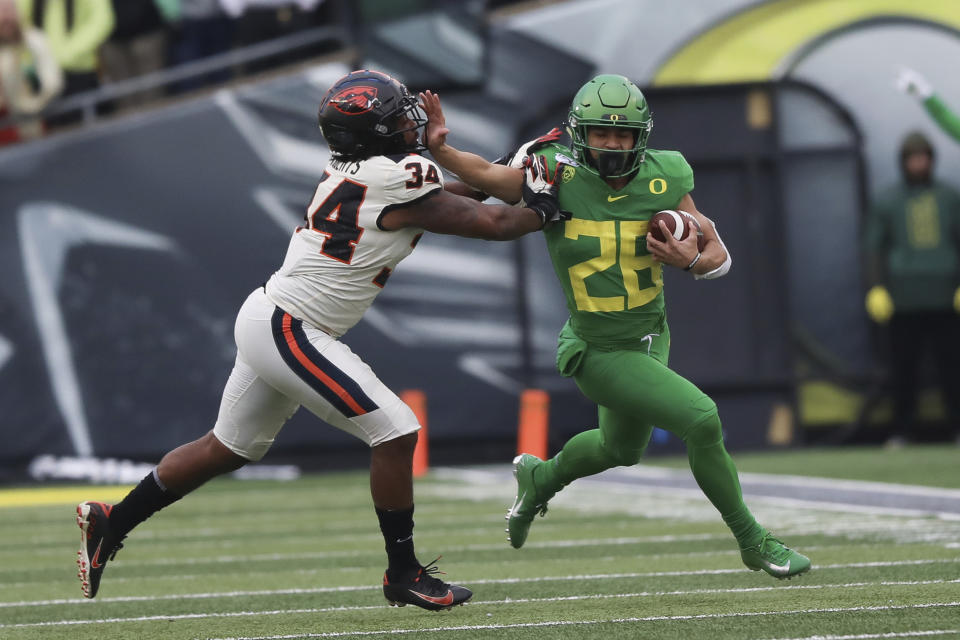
649, 210, 706, 251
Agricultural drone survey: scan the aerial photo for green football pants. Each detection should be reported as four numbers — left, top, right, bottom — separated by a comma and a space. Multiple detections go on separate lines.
543, 330, 760, 544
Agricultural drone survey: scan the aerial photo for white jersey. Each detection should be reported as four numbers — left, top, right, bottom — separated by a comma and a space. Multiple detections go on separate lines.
265, 153, 442, 337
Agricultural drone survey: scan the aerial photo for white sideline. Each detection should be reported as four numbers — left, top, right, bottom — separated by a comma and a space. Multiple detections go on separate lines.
208, 627, 960, 640
2, 580, 958, 628
762, 631, 960, 640
199, 602, 959, 639
14, 516, 960, 571
221, 631, 960, 640
3, 560, 959, 609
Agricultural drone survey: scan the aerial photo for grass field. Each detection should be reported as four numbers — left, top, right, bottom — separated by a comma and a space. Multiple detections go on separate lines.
2, 445, 959, 639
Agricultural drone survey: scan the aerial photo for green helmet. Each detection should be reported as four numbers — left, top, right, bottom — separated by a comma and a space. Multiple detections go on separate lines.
567, 74, 652, 178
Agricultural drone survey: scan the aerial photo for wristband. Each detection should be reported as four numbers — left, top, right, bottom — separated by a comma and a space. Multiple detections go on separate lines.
684, 252, 702, 271
527, 205, 548, 228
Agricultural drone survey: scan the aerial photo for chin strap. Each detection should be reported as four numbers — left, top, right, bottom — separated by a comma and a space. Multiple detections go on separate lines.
693, 218, 732, 280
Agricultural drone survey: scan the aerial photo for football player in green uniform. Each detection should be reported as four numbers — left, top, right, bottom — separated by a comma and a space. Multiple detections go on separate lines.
420, 74, 811, 579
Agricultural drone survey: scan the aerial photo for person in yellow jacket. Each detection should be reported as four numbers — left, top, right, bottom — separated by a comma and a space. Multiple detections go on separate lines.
0, 0, 63, 141
863, 131, 960, 445
15, 0, 113, 123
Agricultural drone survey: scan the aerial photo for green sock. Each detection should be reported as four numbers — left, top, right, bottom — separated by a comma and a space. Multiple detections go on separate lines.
687, 439, 763, 547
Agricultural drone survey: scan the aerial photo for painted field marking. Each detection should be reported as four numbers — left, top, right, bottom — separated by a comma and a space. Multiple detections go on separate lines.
0, 486, 131, 508
195, 602, 958, 639
4, 577, 958, 624
4, 556, 959, 601
214, 629, 960, 640
761, 630, 960, 639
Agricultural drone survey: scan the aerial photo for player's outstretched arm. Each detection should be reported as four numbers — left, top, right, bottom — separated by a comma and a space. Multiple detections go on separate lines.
381, 156, 566, 240
420, 90, 524, 203
381, 189, 540, 240
646, 193, 731, 278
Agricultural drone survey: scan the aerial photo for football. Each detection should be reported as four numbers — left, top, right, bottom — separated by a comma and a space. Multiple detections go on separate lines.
649, 210, 706, 251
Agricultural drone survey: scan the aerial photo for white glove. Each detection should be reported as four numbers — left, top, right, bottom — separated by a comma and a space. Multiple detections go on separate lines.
895, 66, 933, 100
521, 154, 569, 228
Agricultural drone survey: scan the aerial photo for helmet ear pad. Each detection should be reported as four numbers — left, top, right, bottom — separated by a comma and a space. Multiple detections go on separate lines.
320, 124, 363, 156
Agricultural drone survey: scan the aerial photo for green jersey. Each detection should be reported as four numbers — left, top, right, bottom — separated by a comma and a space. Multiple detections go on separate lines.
539, 144, 695, 348
863, 180, 960, 311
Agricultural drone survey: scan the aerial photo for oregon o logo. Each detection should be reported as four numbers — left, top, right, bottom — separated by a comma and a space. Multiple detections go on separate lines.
649, 178, 667, 194
562, 165, 576, 183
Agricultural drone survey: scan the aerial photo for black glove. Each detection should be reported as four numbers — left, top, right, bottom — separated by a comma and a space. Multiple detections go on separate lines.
522, 154, 570, 228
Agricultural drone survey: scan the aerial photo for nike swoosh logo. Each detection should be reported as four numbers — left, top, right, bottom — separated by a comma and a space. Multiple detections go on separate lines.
762, 559, 790, 574
509, 491, 526, 516
90, 540, 104, 569
395, 535, 413, 543
607, 195, 628, 202
411, 589, 454, 606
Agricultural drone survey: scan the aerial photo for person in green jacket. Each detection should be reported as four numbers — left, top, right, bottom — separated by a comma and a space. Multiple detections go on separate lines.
863, 130, 960, 445
16, 0, 114, 124
420, 74, 811, 580
896, 66, 960, 143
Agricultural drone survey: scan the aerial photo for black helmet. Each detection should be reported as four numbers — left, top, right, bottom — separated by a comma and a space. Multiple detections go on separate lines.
317, 70, 426, 160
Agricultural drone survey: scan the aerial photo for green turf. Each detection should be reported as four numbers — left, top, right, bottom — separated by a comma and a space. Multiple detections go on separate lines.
2, 445, 959, 639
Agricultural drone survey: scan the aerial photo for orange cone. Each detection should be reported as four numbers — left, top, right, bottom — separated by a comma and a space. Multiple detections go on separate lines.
516, 389, 549, 459
401, 389, 429, 477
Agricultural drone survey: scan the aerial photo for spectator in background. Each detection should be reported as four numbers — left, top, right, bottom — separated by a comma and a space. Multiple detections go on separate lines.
99, 0, 178, 110
897, 66, 960, 143
863, 131, 960, 446
169, 0, 234, 93
15, 0, 114, 125
0, 0, 63, 143
219, 0, 325, 73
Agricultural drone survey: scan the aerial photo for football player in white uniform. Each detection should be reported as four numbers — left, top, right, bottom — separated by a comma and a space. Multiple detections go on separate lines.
75, 70, 566, 610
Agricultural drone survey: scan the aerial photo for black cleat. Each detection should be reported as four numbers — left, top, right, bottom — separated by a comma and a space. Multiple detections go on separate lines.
76, 501, 124, 598
382, 557, 473, 611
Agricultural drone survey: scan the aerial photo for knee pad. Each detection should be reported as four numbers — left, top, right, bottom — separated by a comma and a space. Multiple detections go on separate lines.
684, 398, 722, 449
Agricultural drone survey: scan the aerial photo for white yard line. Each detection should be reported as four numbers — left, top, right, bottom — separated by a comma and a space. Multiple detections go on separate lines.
3, 574, 958, 618
196, 602, 960, 639
4, 555, 959, 599
760, 631, 960, 640
210, 628, 960, 640
5, 600, 960, 632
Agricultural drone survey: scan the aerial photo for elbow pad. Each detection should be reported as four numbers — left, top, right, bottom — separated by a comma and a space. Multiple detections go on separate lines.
693, 219, 732, 280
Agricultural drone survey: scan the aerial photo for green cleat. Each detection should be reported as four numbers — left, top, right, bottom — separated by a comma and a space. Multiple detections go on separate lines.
740, 531, 811, 579
506, 454, 555, 549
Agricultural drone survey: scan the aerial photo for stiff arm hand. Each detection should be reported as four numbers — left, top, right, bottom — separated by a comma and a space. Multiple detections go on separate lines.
420, 90, 524, 203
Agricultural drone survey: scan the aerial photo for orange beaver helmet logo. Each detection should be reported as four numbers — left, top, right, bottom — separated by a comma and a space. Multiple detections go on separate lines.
330, 86, 379, 114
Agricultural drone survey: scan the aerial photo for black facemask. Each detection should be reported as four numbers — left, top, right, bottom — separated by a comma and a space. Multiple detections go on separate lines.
594, 151, 630, 178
